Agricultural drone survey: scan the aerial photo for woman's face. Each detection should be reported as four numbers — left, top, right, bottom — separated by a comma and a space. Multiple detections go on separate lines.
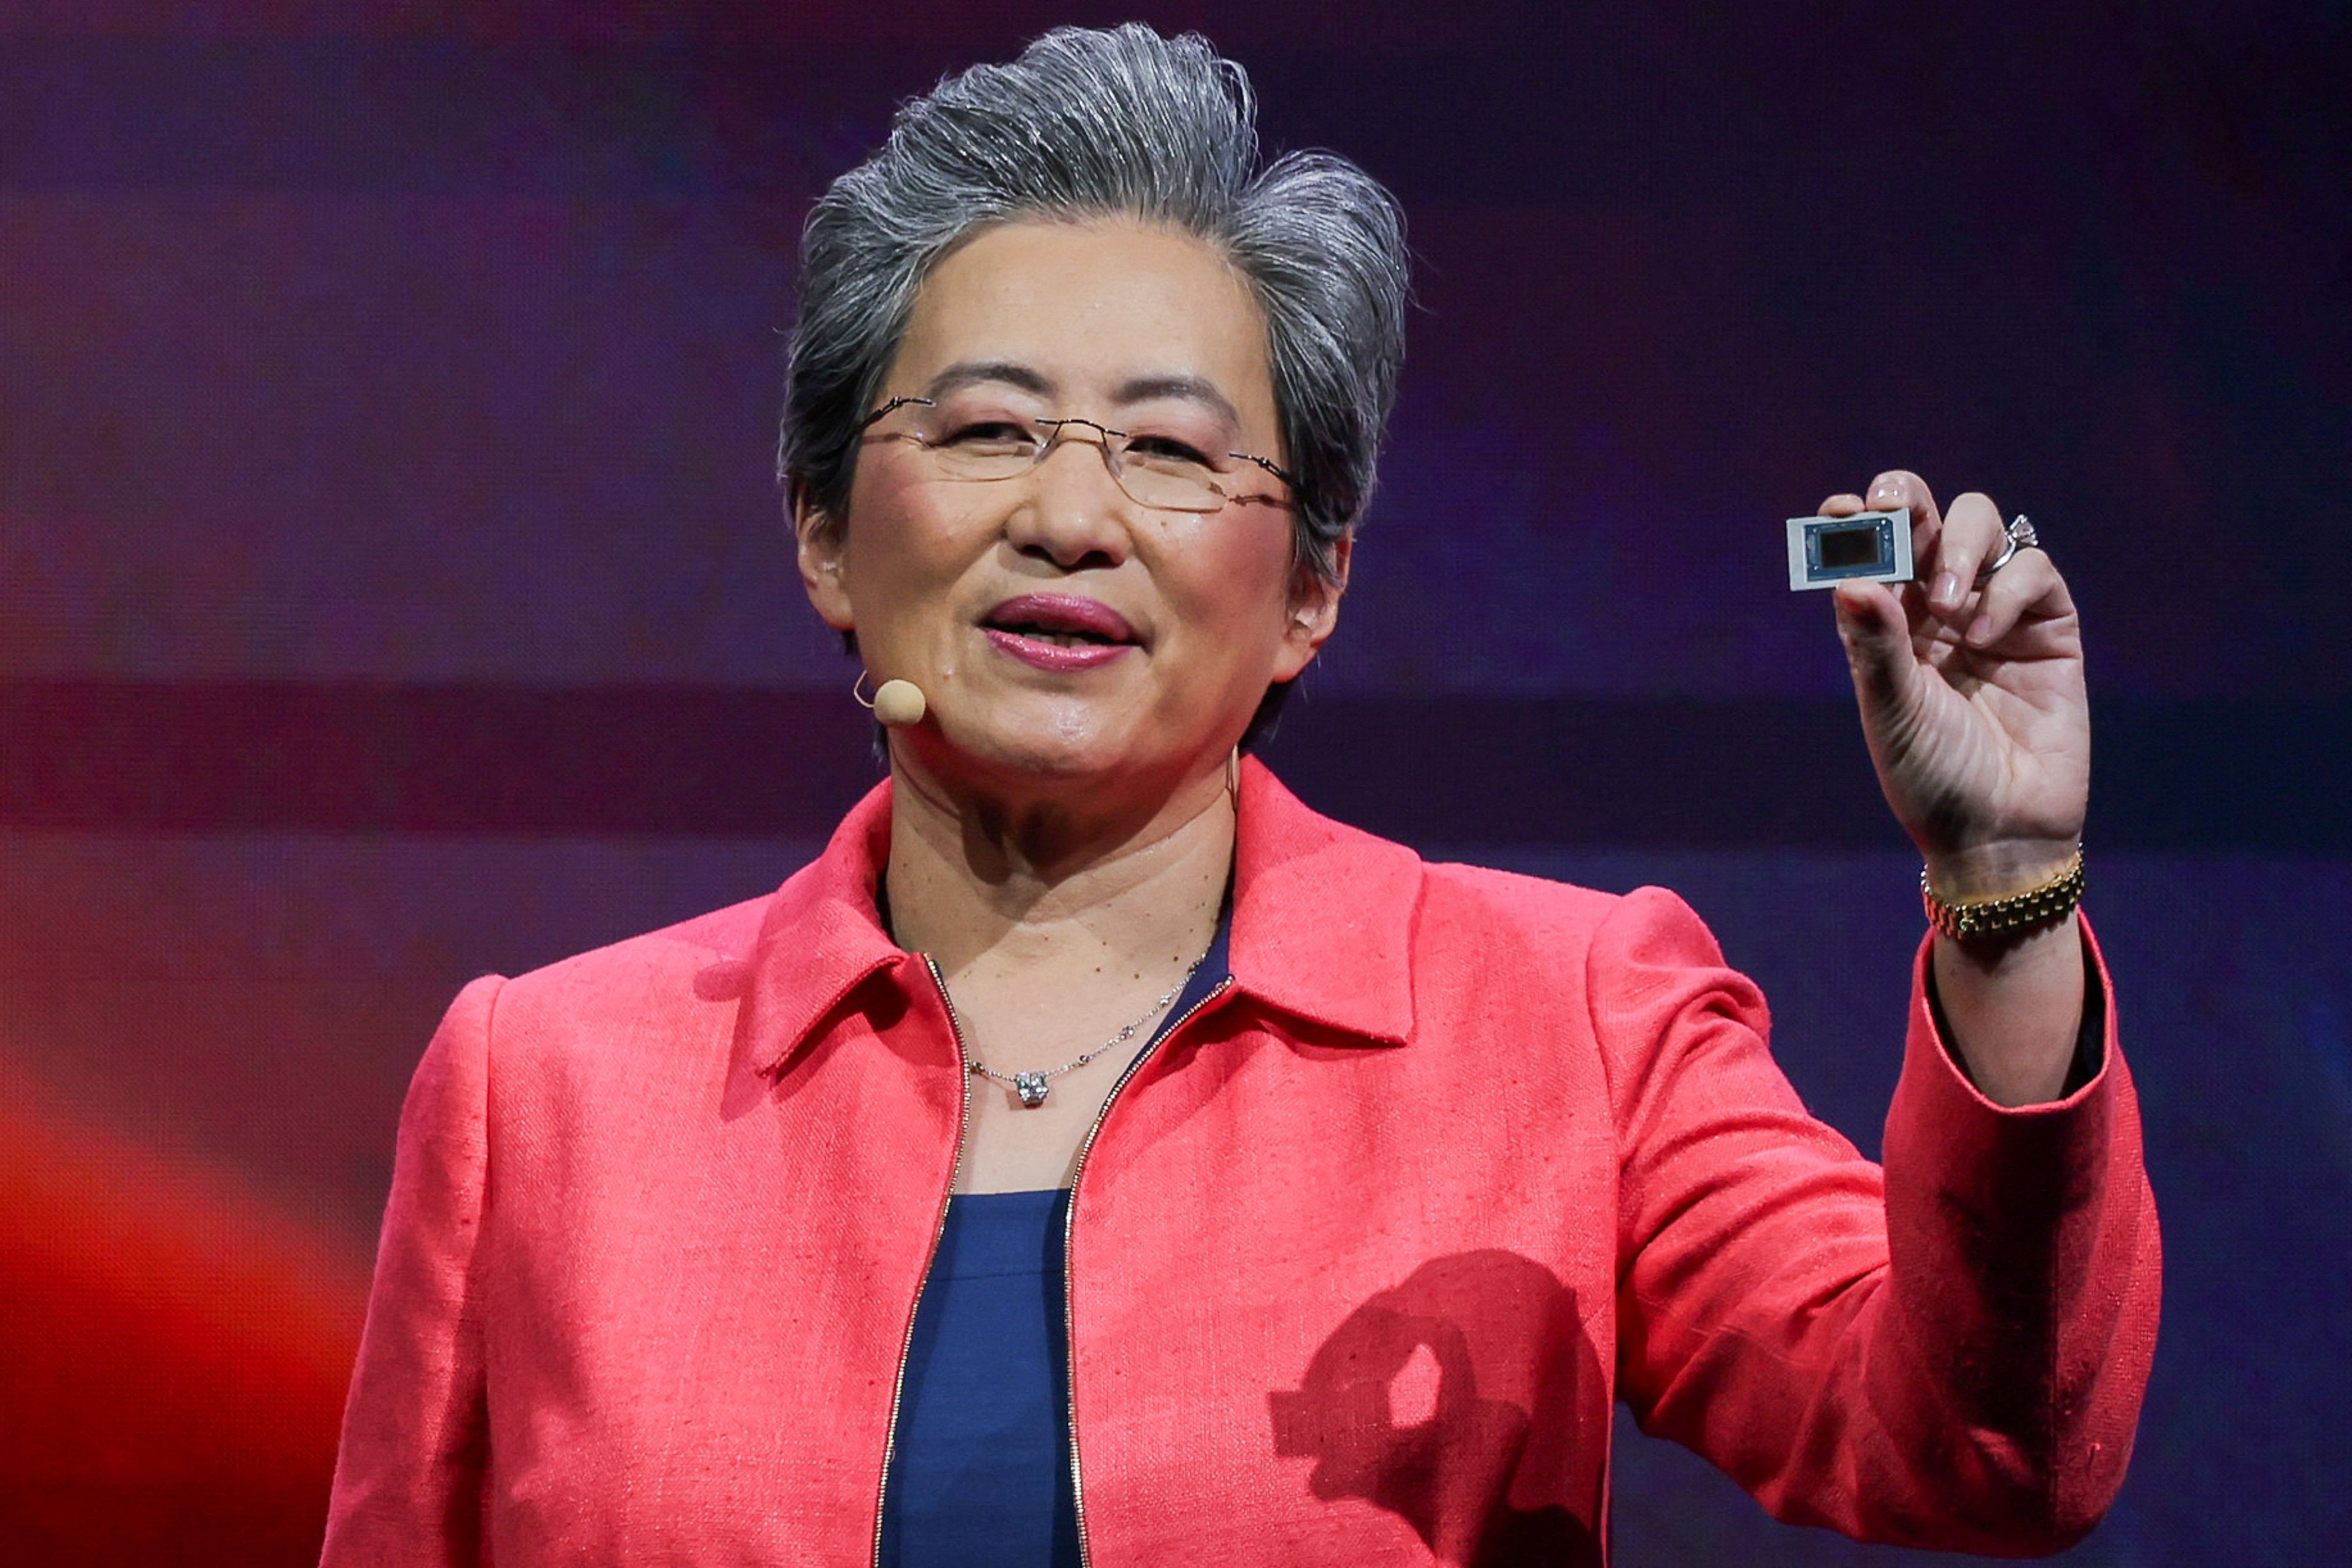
799, 217, 1344, 795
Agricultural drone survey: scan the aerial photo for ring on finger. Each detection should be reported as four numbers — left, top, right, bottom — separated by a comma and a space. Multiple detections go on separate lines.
1975, 514, 2042, 584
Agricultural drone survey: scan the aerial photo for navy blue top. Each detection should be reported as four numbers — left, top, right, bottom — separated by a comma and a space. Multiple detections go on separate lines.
878, 919, 1231, 1568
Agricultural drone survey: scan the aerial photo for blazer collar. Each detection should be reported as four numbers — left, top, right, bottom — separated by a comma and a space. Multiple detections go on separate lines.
739, 783, 906, 1078
1227, 756, 1420, 1046
741, 758, 1422, 1074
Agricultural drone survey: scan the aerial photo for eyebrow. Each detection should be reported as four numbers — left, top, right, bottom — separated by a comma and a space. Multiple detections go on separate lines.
923, 360, 1055, 399
921, 362, 1243, 430
1112, 374, 1242, 430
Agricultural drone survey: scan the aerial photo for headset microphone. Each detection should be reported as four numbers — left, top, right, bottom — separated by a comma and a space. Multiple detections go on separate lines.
871, 678, 927, 728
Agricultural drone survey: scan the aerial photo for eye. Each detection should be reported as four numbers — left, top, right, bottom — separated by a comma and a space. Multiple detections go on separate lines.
939, 420, 1038, 453
1124, 433, 1217, 469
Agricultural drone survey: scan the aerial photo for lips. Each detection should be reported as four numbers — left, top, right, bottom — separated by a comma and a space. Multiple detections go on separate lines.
981, 593, 1139, 673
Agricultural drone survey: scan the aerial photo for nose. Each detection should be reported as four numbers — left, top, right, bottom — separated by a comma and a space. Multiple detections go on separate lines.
1003, 422, 1135, 571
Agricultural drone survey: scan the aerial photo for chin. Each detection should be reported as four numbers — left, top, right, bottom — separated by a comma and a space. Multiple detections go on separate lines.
933, 692, 1177, 788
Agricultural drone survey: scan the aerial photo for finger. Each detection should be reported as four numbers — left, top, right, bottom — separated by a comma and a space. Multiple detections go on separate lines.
1821, 469, 1939, 522
1965, 547, 2069, 647
1832, 579, 1919, 710
1866, 469, 1941, 530
1857, 469, 1944, 597
1927, 490, 2004, 618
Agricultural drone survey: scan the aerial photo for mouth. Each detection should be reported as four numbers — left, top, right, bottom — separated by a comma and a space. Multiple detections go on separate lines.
979, 593, 1141, 673
980, 594, 1140, 647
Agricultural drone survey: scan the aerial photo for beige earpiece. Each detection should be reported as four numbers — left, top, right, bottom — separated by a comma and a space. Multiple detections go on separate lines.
872, 679, 927, 727
853, 672, 928, 727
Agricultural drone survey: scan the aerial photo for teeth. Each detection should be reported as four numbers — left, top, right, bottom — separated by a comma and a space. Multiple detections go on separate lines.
1003, 626, 1108, 646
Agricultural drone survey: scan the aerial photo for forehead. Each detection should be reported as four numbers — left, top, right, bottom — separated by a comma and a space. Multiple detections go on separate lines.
888, 218, 1277, 430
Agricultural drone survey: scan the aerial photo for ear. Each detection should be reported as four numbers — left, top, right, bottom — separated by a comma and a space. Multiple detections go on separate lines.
792, 483, 856, 633
1271, 533, 1351, 682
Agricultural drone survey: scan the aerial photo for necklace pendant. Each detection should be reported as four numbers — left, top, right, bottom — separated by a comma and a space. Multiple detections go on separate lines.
1013, 1071, 1051, 1108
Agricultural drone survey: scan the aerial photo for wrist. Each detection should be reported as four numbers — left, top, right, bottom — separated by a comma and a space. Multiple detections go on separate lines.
1929, 916, 2088, 1105
1920, 837, 2082, 902
1923, 848, 2084, 949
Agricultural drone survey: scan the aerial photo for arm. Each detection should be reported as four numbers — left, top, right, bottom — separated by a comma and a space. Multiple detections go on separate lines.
319, 976, 502, 1567
1599, 890, 2161, 1553
1605, 468, 2157, 1546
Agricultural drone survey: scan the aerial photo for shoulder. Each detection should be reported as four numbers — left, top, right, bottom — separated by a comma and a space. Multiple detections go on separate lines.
1412, 861, 1756, 1069
496, 893, 773, 1014
1415, 860, 1723, 969
1416, 858, 1621, 940
1242, 763, 1733, 998
435, 892, 779, 1105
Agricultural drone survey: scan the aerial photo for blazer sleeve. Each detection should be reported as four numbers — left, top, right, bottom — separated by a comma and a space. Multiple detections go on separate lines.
320, 975, 503, 1567
1593, 888, 2161, 1555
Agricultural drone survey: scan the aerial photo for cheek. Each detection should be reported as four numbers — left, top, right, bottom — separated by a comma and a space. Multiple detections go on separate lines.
1147, 526, 1301, 698
1173, 517, 1297, 630
841, 469, 975, 596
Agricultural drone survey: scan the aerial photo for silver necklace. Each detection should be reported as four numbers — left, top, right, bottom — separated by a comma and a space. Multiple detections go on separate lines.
967, 950, 1208, 1108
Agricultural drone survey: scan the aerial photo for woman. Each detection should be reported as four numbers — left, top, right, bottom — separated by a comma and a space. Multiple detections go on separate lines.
323, 25, 2159, 1567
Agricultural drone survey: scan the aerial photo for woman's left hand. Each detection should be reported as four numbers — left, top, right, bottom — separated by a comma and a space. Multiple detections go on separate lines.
1820, 470, 2087, 899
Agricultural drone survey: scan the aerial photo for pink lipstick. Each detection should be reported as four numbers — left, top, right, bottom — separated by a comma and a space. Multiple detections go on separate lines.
981, 593, 1140, 673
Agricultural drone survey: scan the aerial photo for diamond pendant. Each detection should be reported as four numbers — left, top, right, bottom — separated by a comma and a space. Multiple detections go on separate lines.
1013, 1071, 1052, 1108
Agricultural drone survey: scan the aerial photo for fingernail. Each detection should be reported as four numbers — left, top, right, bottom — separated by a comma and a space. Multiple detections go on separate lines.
1870, 479, 1902, 506
1932, 571, 1960, 609
1967, 614, 1993, 645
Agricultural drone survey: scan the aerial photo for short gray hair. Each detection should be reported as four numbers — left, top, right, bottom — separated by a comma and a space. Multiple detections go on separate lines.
777, 24, 1409, 588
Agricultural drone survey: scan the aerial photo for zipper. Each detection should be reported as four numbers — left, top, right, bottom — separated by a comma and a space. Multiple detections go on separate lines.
871, 956, 975, 1568
1063, 976, 1232, 1568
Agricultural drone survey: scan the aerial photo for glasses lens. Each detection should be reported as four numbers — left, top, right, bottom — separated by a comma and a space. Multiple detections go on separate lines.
900, 400, 1037, 480
1114, 456, 1225, 513
1117, 426, 1252, 511
927, 441, 1033, 480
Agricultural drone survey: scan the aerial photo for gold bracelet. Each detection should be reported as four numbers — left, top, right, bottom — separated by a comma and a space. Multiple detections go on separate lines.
1922, 850, 2084, 943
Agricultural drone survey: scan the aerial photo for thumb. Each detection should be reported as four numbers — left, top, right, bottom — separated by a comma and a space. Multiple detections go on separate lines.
1833, 581, 1916, 711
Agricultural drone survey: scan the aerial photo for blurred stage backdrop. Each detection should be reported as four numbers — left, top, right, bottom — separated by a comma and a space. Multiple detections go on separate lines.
3, 1, 2347, 1562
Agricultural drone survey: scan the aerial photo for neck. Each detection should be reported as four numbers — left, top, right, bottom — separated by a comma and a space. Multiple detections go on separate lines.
881, 752, 1236, 985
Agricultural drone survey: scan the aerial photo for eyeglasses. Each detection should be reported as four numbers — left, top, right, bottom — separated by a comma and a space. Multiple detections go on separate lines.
857, 395, 1297, 515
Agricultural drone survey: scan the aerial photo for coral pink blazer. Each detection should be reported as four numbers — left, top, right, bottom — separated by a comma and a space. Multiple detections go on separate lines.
323, 761, 2160, 1566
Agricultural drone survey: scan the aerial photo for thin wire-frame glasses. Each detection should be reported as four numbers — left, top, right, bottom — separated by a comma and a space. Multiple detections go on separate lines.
857, 395, 1296, 515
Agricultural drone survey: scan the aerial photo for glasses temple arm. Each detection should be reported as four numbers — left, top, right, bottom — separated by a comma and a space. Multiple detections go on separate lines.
857, 394, 936, 431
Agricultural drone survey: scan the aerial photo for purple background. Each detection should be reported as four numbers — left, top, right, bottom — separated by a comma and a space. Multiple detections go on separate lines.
2, 2, 2346, 1562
